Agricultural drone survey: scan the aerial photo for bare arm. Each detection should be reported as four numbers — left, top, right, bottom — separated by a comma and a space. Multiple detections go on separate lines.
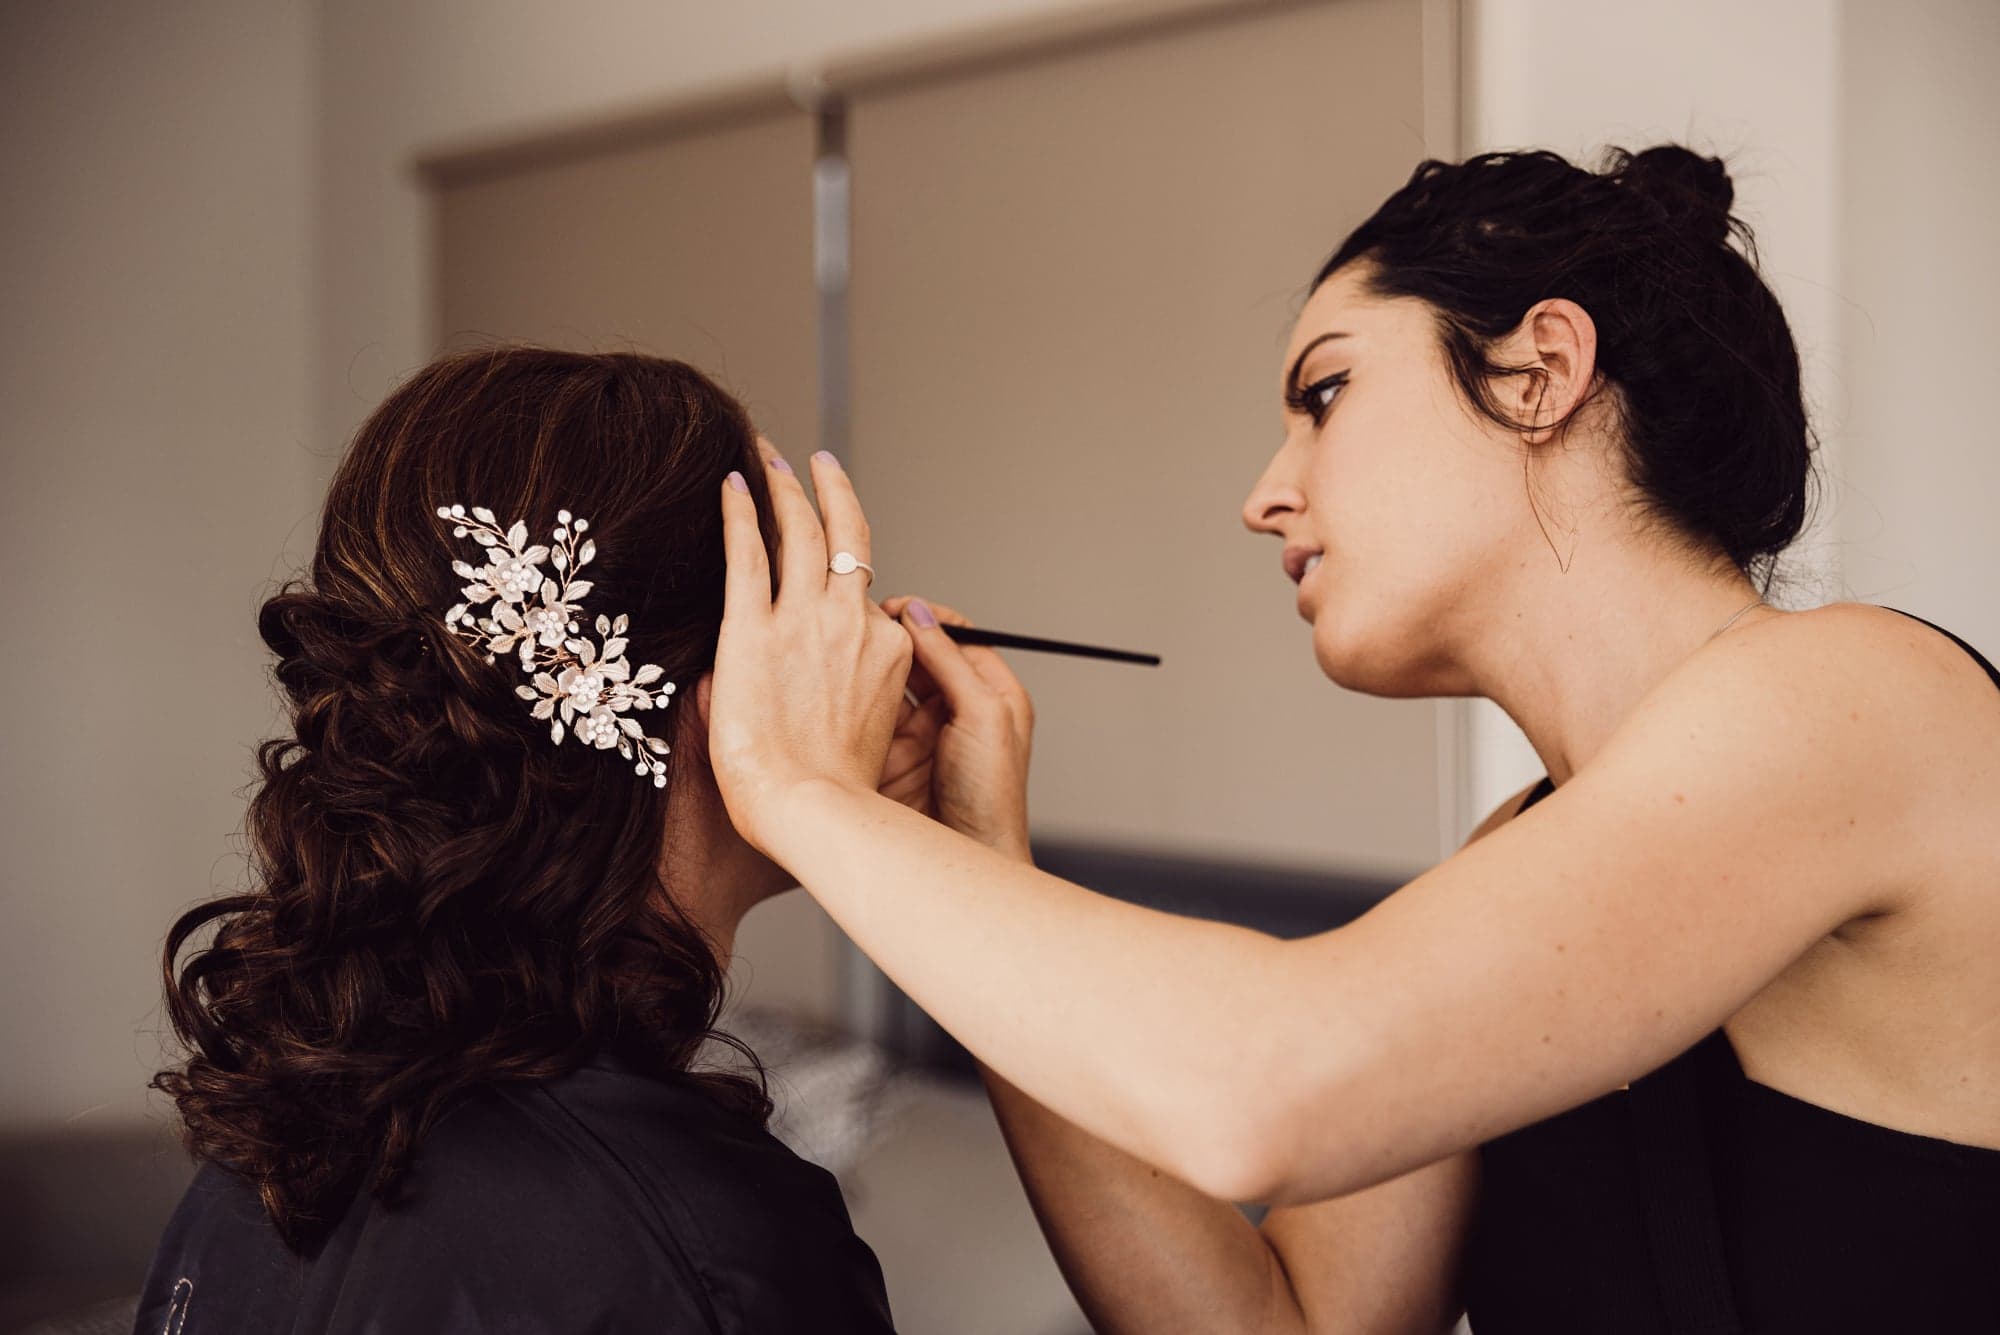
974, 783, 1542, 1334
716, 445, 1912, 1207
981, 1062, 1305, 1334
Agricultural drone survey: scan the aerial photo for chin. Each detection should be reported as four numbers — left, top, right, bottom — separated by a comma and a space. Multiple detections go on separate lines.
1311, 635, 1377, 693
1309, 608, 1437, 699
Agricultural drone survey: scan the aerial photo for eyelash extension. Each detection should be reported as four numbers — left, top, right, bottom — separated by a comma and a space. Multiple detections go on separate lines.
1285, 371, 1350, 426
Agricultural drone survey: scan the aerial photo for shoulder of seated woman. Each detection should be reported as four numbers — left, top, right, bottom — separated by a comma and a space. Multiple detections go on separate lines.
528, 1064, 859, 1227
407, 1067, 814, 1204
331, 1068, 857, 1280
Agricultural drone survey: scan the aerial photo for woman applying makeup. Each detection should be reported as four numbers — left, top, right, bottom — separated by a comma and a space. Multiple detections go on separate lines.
708, 144, 2000, 1332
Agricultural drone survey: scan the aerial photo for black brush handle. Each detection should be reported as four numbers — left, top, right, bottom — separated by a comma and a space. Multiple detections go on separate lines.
939, 624, 1161, 666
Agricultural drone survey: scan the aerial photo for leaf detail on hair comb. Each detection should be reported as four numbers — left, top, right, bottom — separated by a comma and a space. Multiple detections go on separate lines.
434, 503, 676, 786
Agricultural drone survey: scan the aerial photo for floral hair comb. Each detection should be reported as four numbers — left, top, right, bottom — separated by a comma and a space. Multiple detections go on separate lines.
435, 503, 677, 787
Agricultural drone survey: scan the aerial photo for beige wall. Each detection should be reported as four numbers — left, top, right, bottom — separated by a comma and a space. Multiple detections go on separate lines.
0, 0, 315, 1130
843, 0, 1449, 874
313, 0, 1097, 499
1836, 0, 2000, 643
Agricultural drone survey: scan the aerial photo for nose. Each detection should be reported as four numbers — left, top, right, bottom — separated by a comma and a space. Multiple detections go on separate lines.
1242, 452, 1304, 537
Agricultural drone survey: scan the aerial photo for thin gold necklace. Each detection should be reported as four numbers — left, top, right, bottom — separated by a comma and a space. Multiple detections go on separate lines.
1706, 596, 1767, 643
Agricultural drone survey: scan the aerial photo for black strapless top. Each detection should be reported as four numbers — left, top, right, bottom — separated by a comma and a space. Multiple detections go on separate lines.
1462, 606, 2000, 1334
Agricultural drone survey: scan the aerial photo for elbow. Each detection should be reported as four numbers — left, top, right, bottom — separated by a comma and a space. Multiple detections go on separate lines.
1151, 940, 1363, 1204
1159, 1083, 1306, 1206
1176, 1134, 1286, 1206
1162, 1042, 1360, 1206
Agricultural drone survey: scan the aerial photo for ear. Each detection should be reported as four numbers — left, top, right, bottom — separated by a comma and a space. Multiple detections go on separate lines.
1512, 297, 1599, 445
669, 670, 715, 760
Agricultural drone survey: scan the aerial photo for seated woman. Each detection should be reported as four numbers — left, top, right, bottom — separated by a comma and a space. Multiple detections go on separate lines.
135, 347, 898, 1333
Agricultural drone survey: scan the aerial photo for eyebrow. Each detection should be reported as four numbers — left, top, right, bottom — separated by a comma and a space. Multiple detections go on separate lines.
1285, 331, 1354, 397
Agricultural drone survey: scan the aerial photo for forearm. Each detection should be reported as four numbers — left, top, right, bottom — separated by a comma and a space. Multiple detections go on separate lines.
980, 1061, 1306, 1335
756, 779, 1296, 1195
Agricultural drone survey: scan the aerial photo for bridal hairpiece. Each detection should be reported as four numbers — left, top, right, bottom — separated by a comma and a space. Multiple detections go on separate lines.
435, 503, 676, 787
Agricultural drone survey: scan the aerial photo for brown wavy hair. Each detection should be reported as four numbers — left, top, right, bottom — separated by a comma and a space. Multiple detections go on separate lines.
151, 346, 785, 1252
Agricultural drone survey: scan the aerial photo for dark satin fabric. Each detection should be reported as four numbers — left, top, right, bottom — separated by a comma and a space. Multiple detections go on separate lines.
1462, 606, 2000, 1333
131, 1052, 894, 1334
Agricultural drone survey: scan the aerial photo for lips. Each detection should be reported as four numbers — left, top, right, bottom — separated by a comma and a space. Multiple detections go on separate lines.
1282, 546, 1324, 584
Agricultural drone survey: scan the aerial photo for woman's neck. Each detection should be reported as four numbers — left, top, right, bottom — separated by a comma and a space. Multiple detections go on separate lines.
1464, 551, 1780, 787
656, 783, 796, 966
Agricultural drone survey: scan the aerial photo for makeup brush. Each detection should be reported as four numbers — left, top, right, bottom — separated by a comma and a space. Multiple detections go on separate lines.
939, 624, 1159, 666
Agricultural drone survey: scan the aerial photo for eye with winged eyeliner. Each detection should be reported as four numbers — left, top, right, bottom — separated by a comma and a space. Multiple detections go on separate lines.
1284, 371, 1347, 424
1284, 331, 1354, 425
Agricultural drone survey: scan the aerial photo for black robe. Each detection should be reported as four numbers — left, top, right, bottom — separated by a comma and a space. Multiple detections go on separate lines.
131, 1051, 896, 1333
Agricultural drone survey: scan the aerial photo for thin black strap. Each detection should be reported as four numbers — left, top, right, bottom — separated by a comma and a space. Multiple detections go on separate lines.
1878, 605, 2000, 690
1626, 1038, 1744, 1334
1517, 773, 1554, 813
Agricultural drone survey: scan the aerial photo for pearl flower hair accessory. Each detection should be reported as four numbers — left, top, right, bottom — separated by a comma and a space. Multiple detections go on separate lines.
435, 503, 677, 787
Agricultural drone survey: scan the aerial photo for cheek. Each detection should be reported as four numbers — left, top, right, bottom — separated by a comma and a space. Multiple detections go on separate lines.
1304, 428, 1496, 600
1301, 432, 1421, 565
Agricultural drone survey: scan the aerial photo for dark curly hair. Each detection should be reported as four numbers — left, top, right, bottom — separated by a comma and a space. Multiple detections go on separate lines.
1313, 142, 1819, 596
151, 345, 786, 1252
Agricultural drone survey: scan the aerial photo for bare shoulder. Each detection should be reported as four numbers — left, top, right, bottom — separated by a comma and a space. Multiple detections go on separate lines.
1730, 600, 1999, 710
1453, 600, 1977, 942
1762, 602, 2000, 899
1655, 598, 2000, 983
1701, 602, 2000, 835
1631, 600, 1989, 805
1460, 600, 1994, 860
1819, 601, 2000, 709
1682, 603, 2000, 1143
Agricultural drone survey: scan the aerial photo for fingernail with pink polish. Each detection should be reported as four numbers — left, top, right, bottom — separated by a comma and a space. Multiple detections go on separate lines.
727, 471, 747, 492
909, 599, 937, 628
813, 450, 840, 468
769, 455, 793, 474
